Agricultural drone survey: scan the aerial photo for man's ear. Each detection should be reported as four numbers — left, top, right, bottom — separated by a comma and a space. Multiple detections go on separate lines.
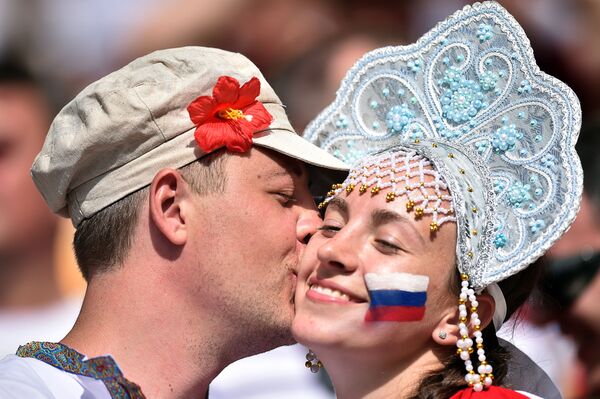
431, 293, 496, 346
148, 168, 190, 246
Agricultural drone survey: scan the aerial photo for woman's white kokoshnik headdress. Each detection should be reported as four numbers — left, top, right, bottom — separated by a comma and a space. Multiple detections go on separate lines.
305, 1, 582, 391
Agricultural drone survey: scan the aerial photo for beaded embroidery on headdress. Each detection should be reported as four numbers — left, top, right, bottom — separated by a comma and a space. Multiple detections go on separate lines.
305, 1, 582, 290
321, 149, 456, 232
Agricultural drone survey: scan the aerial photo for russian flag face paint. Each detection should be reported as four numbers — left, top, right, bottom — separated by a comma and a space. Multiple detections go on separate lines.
364, 272, 429, 322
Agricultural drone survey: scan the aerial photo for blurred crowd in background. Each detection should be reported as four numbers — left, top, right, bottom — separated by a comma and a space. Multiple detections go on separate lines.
1, 0, 599, 398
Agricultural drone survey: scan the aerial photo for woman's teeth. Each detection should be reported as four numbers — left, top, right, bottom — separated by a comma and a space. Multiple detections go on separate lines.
310, 284, 350, 301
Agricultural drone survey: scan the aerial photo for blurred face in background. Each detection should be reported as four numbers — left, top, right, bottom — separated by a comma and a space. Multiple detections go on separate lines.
544, 194, 600, 394
0, 83, 57, 259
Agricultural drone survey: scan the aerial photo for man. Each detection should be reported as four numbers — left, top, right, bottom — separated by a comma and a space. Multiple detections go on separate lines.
0, 47, 348, 398
0, 58, 81, 356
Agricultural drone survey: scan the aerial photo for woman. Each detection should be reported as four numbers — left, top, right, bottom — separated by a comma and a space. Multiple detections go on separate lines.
293, 2, 582, 398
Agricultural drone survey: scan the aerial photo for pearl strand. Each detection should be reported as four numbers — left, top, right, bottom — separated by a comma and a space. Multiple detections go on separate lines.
456, 274, 494, 391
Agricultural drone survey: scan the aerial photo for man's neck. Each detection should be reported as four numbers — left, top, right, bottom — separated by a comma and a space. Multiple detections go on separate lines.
0, 244, 61, 309
61, 267, 231, 399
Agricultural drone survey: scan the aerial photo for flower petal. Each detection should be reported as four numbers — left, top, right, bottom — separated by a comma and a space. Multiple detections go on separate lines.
194, 121, 233, 153
243, 101, 273, 131
187, 96, 217, 125
194, 119, 254, 153
224, 121, 253, 152
236, 77, 261, 108
213, 76, 240, 105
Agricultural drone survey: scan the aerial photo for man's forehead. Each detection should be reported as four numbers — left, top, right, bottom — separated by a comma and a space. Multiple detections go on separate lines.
255, 147, 306, 179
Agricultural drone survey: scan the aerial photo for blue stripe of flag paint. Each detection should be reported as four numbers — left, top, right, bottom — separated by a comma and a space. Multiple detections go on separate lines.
368, 290, 426, 307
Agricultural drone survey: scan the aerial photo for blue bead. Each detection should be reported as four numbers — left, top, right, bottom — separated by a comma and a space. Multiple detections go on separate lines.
335, 114, 349, 129
492, 124, 521, 154
507, 181, 532, 208
529, 219, 546, 234
475, 140, 489, 154
439, 67, 489, 125
408, 59, 421, 73
542, 154, 557, 170
494, 180, 506, 194
494, 233, 507, 248
477, 23, 494, 43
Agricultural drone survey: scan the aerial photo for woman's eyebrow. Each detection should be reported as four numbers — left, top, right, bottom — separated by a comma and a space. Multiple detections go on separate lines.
371, 209, 425, 247
326, 197, 348, 216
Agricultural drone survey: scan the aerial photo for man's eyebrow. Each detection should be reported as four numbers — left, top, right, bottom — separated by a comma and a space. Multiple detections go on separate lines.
263, 159, 306, 181
371, 208, 425, 246
287, 160, 304, 178
326, 197, 348, 215
262, 170, 294, 181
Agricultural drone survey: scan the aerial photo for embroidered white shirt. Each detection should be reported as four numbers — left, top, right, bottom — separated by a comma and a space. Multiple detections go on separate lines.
0, 355, 110, 399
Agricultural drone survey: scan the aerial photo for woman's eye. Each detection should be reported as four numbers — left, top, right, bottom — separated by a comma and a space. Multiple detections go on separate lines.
317, 224, 341, 237
375, 239, 402, 253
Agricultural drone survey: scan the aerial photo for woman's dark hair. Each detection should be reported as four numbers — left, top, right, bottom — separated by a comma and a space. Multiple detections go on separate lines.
408, 258, 544, 398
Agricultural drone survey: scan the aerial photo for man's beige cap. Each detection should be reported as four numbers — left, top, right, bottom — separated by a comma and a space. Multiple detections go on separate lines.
31, 46, 348, 226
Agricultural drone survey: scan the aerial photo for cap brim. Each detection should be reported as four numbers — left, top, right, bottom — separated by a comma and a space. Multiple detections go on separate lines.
253, 129, 349, 171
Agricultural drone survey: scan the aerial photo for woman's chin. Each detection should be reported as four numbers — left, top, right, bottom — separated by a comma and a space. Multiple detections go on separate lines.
292, 315, 344, 349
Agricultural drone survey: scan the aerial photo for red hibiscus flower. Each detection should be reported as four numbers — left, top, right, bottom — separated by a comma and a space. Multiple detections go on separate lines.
187, 75, 273, 153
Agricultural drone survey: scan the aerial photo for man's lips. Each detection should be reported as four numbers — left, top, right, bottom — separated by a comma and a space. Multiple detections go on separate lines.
289, 271, 298, 303
306, 278, 367, 304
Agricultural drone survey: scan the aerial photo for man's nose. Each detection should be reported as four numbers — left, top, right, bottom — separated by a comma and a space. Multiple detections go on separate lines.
296, 208, 321, 245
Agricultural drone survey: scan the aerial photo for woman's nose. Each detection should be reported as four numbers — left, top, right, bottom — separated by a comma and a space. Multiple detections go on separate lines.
316, 228, 360, 274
